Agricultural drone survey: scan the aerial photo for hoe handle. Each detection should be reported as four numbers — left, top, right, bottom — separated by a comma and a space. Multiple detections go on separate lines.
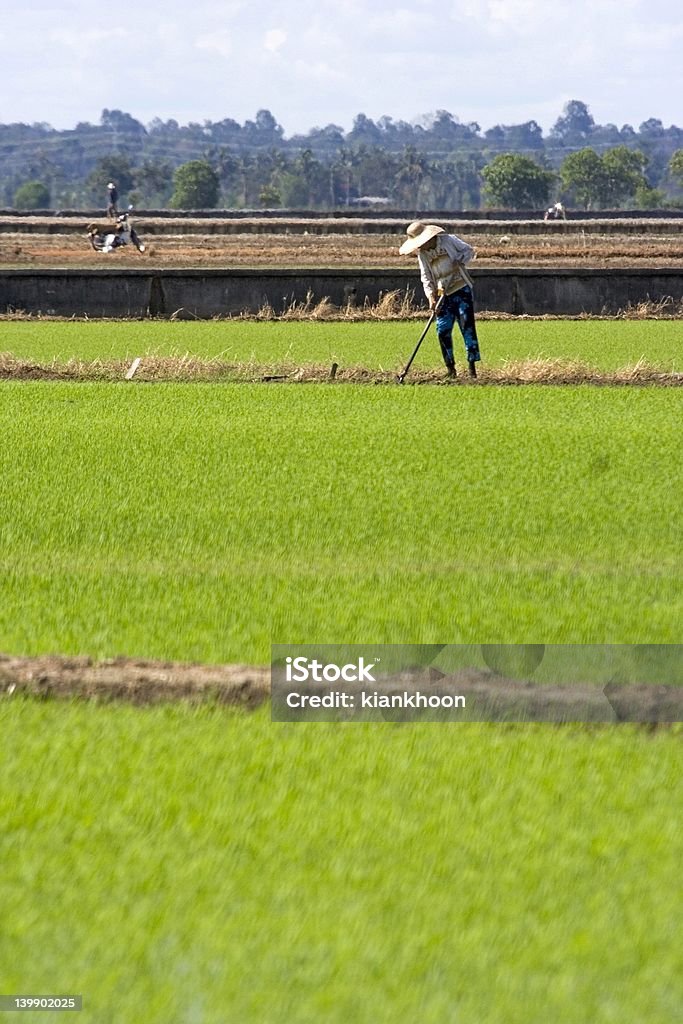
398, 306, 439, 384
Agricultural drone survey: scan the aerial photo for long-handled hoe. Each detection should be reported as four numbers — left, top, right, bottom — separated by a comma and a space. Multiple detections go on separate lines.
397, 296, 443, 385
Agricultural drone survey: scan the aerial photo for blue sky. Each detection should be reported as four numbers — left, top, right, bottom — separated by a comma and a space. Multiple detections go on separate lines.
1, 0, 681, 135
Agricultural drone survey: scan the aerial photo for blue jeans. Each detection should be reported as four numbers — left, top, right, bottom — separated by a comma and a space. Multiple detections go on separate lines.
436, 286, 481, 367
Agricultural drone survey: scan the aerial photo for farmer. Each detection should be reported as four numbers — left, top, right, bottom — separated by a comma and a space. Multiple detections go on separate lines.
106, 181, 119, 218
87, 212, 145, 253
399, 221, 480, 378
544, 201, 566, 221
111, 213, 145, 252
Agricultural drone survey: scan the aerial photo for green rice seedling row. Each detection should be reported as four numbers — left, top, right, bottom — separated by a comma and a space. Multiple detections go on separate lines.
0, 382, 680, 663
0, 700, 681, 1024
2, 318, 681, 371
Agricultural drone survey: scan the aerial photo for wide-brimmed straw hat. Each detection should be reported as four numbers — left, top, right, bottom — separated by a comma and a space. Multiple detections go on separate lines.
399, 221, 445, 255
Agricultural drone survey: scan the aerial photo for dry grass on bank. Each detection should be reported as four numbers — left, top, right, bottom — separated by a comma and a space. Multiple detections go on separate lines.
2, 293, 682, 324
1, 351, 680, 387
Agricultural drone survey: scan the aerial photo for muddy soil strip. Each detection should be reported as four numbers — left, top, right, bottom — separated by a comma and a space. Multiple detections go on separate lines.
0, 654, 269, 708
0, 355, 680, 387
1, 654, 680, 722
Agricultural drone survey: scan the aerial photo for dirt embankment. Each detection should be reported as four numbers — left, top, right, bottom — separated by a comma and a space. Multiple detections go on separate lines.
1, 653, 680, 723
0, 354, 680, 387
0, 653, 268, 707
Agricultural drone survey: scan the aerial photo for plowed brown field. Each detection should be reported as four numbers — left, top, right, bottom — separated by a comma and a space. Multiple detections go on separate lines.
2, 222, 682, 269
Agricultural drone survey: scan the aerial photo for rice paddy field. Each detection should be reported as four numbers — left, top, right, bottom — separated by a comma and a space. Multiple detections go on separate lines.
1, 317, 681, 1023
3, 316, 682, 368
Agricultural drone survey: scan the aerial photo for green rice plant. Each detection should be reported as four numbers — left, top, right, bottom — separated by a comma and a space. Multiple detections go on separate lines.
1, 325, 680, 1024
0, 700, 680, 1024
0, 383, 680, 663
1, 319, 681, 371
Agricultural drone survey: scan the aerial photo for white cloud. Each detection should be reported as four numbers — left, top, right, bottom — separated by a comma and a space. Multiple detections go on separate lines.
622, 20, 683, 50
487, 0, 543, 28
196, 0, 246, 17
195, 31, 234, 58
364, 6, 429, 37
50, 27, 126, 48
294, 23, 342, 53
292, 58, 346, 83
263, 28, 287, 53
457, 0, 573, 36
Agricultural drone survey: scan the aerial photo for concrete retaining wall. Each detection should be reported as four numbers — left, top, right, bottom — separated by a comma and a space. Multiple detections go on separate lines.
2, 268, 682, 317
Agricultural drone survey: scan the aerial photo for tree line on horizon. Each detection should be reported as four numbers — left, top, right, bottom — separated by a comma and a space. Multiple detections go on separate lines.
4, 100, 683, 212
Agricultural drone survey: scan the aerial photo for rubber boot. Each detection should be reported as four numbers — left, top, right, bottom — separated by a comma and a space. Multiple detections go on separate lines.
446, 362, 457, 379
468, 360, 477, 379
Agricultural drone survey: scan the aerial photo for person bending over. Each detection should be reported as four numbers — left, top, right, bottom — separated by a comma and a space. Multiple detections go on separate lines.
399, 221, 480, 378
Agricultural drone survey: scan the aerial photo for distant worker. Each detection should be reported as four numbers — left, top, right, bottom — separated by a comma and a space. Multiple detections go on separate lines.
106, 181, 119, 218
544, 202, 566, 221
87, 212, 145, 253
399, 221, 480, 378
112, 212, 144, 252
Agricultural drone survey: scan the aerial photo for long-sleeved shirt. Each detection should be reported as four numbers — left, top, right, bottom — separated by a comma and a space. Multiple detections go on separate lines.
417, 233, 476, 304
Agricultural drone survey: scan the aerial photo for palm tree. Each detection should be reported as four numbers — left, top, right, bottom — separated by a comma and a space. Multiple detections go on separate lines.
394, 146, 430, 207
